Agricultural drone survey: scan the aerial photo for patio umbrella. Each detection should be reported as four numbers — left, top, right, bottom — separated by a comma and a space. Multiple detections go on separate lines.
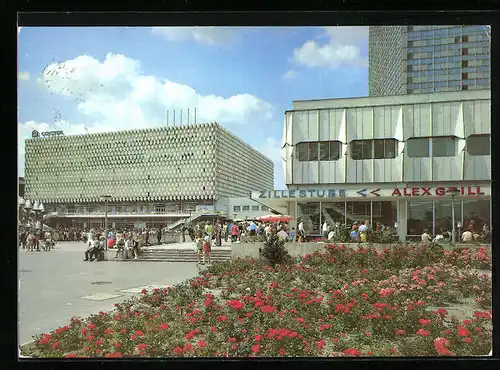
269, 215, 293, 222
257, 215, 275, 222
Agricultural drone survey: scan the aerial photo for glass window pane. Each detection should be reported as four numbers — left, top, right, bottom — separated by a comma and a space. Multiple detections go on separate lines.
466, 134, 490, 155
406, 138, 430, 157
319, 142, 330, 161
308, 142, 319, 161
297, 143, 308, 161
233, 206, 241, 212
350, 141, 363, 160
407, 201, 434, 236
251, 205, 260, 211
330, 141, 341, 160
433, 137, 457, 157
242, 206, 250, 211
374, 140, 385, 159
297, 202, 321, 234
261, 206, 268, 211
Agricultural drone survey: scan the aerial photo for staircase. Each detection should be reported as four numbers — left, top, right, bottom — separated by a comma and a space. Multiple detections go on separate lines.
323, 204, 382, 223
138, 248, 232, 262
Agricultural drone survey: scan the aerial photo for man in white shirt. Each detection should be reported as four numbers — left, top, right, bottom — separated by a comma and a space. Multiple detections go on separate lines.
298, 220, 304, 242
358, 221, 368, 234
322, 222, 328, 238
277, 229, 288, 241
421, 229, 431, 244
461, 230, 474, 243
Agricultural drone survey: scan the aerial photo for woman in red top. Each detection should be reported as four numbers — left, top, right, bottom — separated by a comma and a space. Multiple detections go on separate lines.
231, 223, 239, 242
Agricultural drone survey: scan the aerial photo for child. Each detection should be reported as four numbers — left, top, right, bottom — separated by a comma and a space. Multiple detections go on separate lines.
195, 236, 203, 264
202, 235, 211, 266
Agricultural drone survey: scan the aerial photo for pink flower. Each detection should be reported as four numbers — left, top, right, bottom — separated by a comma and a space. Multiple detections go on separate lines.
161, 323, 169, 330
395, 330, 405, 335
416, 329, 430, 337
173, 346, 183, 355
251, 344, 261, 353
197, 340, 208, 348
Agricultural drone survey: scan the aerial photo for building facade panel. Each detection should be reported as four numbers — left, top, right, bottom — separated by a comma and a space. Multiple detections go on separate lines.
284, 91, 489, 186
463, 154, 491, 181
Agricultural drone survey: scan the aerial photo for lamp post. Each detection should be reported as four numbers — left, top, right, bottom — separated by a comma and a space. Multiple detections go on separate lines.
447, 188, 460, 244
101, 195, 112, 250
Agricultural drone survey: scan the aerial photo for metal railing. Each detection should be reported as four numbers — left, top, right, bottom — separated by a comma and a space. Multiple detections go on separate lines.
57, 209, 190, 216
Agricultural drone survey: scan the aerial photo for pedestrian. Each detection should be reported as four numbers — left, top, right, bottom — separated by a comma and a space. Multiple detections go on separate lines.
322, 221, 328, 239
205, 221, 213, 241
226, 221, 233, 242
421, 229, 432, 244
231, 222, 239, 243
195, 235, 203, 264
297, 220, 305, 243
202, 235, 211, 266
157, 227, 162, 245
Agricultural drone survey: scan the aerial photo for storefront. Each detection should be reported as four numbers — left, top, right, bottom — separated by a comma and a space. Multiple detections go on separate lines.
251, 183, 491, 241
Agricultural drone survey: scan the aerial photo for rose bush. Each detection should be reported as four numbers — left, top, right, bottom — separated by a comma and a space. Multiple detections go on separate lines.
22, 244, 491, 358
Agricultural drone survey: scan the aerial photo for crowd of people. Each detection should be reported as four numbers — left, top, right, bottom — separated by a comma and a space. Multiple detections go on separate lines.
19, 229, 55, 252
421, 221, 491, 244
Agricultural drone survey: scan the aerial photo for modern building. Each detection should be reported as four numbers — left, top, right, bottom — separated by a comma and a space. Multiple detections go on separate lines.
23, 122, 274, 229
369, 25, 490, 96
252, 90, 491, 241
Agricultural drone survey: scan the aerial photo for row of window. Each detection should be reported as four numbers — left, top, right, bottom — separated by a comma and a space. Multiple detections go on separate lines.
407, 26, 487, 40
407, 54, 489, 65
407, 40, 490, 52
407, 66, 490, 76
406, 79, 489, 90
233, 205, 268, 212
295, 135, 490, 161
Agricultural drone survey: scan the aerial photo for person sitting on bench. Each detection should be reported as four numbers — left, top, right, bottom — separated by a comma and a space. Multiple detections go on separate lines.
84, 237, 98, 261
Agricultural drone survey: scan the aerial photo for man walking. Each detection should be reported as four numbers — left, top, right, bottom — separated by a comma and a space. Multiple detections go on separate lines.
157, 227, 162, 245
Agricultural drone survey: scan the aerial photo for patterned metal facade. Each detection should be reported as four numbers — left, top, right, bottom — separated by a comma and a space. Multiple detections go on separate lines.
282, 90, 490, 186
24, 122, 274, 204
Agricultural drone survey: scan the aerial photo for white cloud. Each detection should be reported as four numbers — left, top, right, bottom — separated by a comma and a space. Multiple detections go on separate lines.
293, 26, 368, 69
151, 27, 235, 45
18, 71, 31, 81
259, 136, 284, 189
283, 69, 298, 80
40, 52, 273, 130
19, 52, 274, 175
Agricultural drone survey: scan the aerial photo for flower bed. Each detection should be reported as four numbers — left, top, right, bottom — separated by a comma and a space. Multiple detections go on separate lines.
21, 244, 491, 358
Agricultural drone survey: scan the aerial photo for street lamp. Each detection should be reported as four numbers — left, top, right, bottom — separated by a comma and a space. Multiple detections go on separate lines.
101, 195, 112, 250
447, 188, 460, 244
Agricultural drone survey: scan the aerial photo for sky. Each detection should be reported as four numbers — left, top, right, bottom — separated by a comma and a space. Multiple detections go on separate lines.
17, 26, 369, 188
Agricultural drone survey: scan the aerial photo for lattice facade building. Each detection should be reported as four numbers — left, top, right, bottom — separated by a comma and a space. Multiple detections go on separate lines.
23, 122, 273, 227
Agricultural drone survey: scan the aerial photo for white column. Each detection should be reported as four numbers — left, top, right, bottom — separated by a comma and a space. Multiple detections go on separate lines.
397, 198, 407, 242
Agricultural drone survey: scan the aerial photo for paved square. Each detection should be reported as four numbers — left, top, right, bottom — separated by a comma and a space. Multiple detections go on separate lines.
18, 241, 198, 345
80, 293, 123, 301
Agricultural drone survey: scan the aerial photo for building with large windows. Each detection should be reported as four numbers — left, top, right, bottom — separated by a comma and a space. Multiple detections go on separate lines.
23, 122, 274, 229
252, 89, 491, 241
369, 25, 490, 96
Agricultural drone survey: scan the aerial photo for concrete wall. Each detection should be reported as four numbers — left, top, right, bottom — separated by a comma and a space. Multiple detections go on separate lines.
231, 242, 489, 259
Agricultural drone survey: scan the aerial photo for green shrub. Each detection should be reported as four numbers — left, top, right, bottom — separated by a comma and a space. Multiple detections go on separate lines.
261, 233, 291, 267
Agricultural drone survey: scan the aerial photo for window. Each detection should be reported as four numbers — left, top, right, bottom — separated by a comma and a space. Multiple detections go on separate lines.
251, 205, 260, 211
261, 206, 268, 211
374, 139, 398, 159
233, 206, 241, 212
319, 141, 342, 161
466, 134, 490, 155
308, 142, 318, 161
242, 206, 250, 211
406, 138, 430, 157
432, 136, 457, 157
350, 140, 373, 160
296, 142, 308, 161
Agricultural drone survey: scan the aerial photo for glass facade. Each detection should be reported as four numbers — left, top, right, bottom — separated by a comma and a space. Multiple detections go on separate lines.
298, 201, 398, 235
369, 26, 490, 96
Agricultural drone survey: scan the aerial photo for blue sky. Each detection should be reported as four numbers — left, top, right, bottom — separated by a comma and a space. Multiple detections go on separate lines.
18, 26, 368, 188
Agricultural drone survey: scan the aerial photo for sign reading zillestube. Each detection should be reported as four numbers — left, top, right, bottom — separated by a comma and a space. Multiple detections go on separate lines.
258, 189, 347, 199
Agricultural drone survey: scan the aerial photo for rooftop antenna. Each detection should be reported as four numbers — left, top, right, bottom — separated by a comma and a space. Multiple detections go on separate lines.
84, 125, 89, 134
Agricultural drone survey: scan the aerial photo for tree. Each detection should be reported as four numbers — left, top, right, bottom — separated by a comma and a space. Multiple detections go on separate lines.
261, 233, 291, 267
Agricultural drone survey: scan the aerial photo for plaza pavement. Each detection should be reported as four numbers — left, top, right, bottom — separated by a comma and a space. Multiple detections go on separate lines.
18, 241, 200, 345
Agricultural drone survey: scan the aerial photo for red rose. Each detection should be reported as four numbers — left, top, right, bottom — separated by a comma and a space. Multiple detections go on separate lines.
135, 330, 144, 337
211, 326, 217, 333
395, 330, 405, 335
197, 340, 208, 348
114, 342, 121, 348
464, 337, 472, 343
418, 319, 432, 326
343, 348, 361, 357
173, 346, 183, 355
87, 323, 97, 329
161, 323, 169, 330
458, 326, 471, 337
87, 335, 95, 341
416, 329, 430, 336
137, 343, 147, 351
251, 344, 261, 353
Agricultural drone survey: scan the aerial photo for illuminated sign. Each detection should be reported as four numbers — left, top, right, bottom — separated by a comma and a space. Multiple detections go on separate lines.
391, 186, 485, 197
